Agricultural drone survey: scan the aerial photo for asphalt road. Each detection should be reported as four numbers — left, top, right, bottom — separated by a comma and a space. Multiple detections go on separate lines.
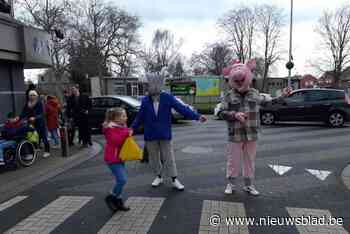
1, 118, 350, 234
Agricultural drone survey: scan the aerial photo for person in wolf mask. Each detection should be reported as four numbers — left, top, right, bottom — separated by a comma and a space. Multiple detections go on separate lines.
132, 72, 207, 191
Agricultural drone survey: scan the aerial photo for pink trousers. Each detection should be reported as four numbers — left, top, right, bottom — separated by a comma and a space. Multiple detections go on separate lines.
226, 141, 257, 179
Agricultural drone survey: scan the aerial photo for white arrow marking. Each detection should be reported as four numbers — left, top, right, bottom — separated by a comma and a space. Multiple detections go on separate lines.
268, 164, 293, 176
306, 169, 332, 181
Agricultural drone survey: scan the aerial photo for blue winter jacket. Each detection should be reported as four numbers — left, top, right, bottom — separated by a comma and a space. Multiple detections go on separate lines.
131, 92, 200, 141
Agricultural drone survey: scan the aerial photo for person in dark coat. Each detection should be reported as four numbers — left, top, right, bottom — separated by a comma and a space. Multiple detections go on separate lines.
25, 83, 36, 103
20, 90, 50, 157
66, 86, 92, 147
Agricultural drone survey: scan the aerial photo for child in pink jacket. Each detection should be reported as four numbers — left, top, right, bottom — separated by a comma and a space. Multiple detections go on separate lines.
102, 107, 132, 212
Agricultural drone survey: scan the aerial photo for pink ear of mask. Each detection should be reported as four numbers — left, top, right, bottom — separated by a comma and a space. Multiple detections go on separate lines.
222, 67, 232, 77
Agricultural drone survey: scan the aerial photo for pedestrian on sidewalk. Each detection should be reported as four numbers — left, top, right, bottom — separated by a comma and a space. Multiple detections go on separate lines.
131, 71, 207, 191
102, 107, 132, 212
220, 60, 271, 196
45, 96, 61, 149
20, 90, 51, 158
66, 86, 92, 147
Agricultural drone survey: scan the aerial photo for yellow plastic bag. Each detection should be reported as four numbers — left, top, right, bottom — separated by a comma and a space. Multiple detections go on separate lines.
26, 130, 39, 144
119, 137, 143, 161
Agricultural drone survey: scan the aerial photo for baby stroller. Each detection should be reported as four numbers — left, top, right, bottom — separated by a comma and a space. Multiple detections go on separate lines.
0, 123, 39, 167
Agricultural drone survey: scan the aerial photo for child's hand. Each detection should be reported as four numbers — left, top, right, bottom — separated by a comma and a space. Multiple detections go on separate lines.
234, 112, 247, 123
129, 129, 134, 136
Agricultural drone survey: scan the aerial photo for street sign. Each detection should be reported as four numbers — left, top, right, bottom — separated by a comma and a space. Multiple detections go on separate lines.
170, 82, 196, 96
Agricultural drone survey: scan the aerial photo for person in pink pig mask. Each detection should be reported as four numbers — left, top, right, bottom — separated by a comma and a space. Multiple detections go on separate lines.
219, 59, 290, 196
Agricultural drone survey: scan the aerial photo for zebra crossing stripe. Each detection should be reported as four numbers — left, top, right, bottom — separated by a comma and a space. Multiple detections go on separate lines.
4, 196, 93, 234
199, 200, 249, 234
287, 207, 348, 234
0, 196, 28, 212
98, 196, 165, 234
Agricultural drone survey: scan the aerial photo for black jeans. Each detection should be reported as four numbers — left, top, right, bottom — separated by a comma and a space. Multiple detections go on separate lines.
77, 115, 91, 145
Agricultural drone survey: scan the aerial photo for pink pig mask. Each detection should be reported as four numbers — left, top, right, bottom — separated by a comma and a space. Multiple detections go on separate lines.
223, 60, 256, 93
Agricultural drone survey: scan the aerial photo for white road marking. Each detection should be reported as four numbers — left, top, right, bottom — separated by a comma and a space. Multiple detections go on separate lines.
287, 207, 348, 234
199, 200, 249, 234
182, 146, 213, 154
305, 169, 332, 181
0, 196, 28, 212
4, 196, 93, 234
268, 164, 293, 176
98, 196, 165, 234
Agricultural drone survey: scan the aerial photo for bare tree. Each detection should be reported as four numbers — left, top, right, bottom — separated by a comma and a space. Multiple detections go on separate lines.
190, 43, 233, 75
218, 6, 255, 63
69, 0, 140, 84
167, 57, 185, 78
256, 4, 285, 91
316, 5, 350, 87
141, 29, 183, 73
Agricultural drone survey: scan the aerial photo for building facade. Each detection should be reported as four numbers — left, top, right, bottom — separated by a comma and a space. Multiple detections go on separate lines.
0, 14, 51, 123
101, 77, 147, 97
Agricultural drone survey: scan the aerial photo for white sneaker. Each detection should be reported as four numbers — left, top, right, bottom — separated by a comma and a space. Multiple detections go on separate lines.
172, 179, 184, 191
151, 177, 163, 187
42, 152, 51, 158
243, 185, 260, 196
224, 183, 235, 194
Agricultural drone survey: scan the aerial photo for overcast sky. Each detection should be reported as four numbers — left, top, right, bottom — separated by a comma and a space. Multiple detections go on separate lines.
25, 0, 350, 81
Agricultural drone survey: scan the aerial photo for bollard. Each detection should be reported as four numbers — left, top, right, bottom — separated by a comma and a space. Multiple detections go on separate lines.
59, 126, 70, 157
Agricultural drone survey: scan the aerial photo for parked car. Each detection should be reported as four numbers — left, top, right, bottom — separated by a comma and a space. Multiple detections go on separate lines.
260, 88, 350, 127
214, 93, 272, 120
214, 102, 223, 119
89, 96, 141, 130
260, 93, 272, 101
135, 95, 196, 122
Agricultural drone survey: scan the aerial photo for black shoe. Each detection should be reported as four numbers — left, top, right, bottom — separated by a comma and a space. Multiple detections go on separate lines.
105, 195, 118, 212
113, 197, 130, 211
88, 141, 93, 146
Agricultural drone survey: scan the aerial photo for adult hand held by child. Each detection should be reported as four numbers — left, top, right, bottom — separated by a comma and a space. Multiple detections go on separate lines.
199, 115, 207, 123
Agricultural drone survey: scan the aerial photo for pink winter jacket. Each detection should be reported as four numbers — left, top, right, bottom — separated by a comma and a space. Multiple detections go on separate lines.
102, 122, 130, 164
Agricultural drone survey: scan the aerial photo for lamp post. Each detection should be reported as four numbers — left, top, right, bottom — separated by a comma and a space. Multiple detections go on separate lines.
286, 0, 294, 88
9, 0, 14, 17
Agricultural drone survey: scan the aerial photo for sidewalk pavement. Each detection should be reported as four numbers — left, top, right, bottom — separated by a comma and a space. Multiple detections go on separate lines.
0, 141, 102, 203
341, 163, 350, 190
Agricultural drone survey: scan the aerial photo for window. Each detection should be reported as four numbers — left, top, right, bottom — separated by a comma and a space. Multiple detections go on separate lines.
114, 85, 126, 95
91, 98, 105, 107
131, 85, 139, 96
106, 98, 121, 107
307, 91, 328, 102
286, 91, 306, 102
329, 91, 344, 100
